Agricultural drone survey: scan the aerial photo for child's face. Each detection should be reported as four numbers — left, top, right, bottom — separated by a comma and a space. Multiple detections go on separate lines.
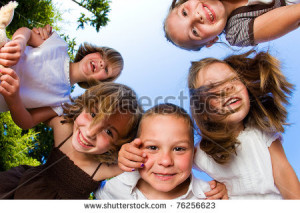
72, 109, 131, 155
137, 115, 194, 197
196, 62, 250, 127
80, 52, 120, 81
166, 0, 227, 49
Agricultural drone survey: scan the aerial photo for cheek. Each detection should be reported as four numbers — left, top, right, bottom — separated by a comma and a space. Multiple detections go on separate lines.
95, 135, 112, 152
140, 153, 156, 174
175, 153, 193, 172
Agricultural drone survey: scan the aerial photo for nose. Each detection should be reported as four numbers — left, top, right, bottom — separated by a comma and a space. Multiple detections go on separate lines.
194, 4, 204, 24
158, 151, 174, 167
86, 123, 105, 140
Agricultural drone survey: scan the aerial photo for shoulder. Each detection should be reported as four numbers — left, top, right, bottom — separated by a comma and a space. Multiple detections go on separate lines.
95, 172, 140, 200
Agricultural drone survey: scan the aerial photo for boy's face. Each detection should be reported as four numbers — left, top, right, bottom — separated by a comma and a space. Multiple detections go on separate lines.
137, 115, 194, 197
166, 0, 227, 49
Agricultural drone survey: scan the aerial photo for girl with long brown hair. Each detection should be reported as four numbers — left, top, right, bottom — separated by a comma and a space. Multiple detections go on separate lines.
188, 50, 300, 199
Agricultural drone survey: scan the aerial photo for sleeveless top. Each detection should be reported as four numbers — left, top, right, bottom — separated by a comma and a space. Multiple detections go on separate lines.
0, 134, 102, 199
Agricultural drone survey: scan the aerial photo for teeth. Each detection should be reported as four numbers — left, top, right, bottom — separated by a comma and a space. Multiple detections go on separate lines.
79, 133, 92, 146
156, 174, 172, 177
204, 6, 214, 22
91, 61, 96, 72
226, 98, 239, 106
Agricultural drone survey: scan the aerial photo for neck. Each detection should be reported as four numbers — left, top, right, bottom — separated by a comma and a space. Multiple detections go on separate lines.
137, 177, 190, 200
69, 62, 83, 86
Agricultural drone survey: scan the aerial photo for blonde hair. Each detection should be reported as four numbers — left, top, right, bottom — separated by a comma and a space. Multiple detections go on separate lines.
137, 103, 194, 143
188, 50, 293, 164
74, 43, 124, 89
62, 82, 143, 164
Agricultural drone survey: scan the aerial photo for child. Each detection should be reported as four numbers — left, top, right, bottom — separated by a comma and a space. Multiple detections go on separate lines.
0, 82, 143, 199
97, 103, 228, 200
187, 50, 300, 199
0, 25, 124, 129
164, 0, 300, 50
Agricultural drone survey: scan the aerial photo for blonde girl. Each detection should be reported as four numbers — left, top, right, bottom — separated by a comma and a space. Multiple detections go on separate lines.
0, 25, 124, 129
164, 0, 300, 50
188, 50, 300, 199
0, 82, 143, 199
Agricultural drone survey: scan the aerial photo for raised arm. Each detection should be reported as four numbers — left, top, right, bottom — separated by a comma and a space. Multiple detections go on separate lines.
0, 67, 57, 129
253, 3, 300, 44
269, 139, 300, 199
0, 25, 52, 67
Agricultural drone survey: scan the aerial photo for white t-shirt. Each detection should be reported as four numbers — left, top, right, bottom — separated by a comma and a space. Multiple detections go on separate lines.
0, 32, 71, 115
194, 126, 282, 199
96, 171, 210, 200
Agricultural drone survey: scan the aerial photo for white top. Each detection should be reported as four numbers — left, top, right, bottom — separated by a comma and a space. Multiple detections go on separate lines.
0, 32, 71, 115
96, 171, 211, 200
194, 126, 282, 199
247, 0, 300, 5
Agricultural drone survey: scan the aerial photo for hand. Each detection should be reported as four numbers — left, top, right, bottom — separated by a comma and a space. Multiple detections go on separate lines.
118, 138, 146, 172
205, 180, 229, 200
0, 67, 20, 105
32, 24, 53, 40
0, 39, 25, 67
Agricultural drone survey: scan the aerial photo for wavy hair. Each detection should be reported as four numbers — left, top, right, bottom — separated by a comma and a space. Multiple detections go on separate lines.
188, 50, 293, 164
74, 43, 124, 89
62, 82, 143, 164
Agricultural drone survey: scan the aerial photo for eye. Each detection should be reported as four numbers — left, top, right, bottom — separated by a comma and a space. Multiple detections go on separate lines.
192, 28, 199, 37
174, 147, 186, 152
182, 9, 187, 16
105, 67, 109, 74
146, 146, 158, 151
90, 112, 96, 118
104, 129, 113, 138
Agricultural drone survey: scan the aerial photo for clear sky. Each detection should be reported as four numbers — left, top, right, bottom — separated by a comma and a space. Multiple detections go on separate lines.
53, 0, 300, 180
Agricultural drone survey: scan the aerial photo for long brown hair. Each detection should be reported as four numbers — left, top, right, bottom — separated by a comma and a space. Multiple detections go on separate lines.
62, 82, 143, 164
188, 50, 293, 164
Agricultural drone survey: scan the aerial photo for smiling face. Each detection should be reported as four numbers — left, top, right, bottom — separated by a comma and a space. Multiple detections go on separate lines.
79, 52, 121, 81
165, 0, 227, 49
137, 115, 194, 199
72, 110, 131, 155
196, 62, 250, 128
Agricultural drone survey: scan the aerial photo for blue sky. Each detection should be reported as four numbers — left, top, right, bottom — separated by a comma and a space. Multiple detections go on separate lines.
53, 0, 300, 180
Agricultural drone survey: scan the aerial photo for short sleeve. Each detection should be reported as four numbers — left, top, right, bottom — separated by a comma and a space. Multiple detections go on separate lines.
261, 130, 282, 147
225, 17, 255, 46
51, 106, 63, 116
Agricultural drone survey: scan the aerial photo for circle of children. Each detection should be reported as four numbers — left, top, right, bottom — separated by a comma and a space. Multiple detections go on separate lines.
0, 0, 299, 200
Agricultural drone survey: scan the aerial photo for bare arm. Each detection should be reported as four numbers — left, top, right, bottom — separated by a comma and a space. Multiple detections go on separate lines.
269, 139, 300, 199
253, 4, 300, 44
0, 67, 57, 129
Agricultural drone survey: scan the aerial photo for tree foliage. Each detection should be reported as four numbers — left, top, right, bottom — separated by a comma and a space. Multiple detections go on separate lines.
71, 0, 111, 32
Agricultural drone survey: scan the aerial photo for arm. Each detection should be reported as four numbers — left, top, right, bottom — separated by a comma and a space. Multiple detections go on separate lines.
253, 4, 300, 44
269, 139, 300, 199
0, 25, 53, 67
0, 67, 57, 129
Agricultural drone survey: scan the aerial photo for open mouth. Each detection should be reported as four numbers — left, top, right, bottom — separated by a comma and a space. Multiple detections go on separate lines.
77, 130, 94, 148
90, 61, 96, 72
203, 4, 215, 23
223, 97, 241, 107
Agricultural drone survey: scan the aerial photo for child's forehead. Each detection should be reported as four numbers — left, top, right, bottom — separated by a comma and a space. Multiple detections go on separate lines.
196, 62, 236, 86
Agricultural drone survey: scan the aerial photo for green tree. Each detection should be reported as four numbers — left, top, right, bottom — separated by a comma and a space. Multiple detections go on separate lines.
71, 0, 111, 32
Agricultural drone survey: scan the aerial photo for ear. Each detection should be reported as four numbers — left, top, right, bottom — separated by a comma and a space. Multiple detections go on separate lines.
205, 36, 219, 48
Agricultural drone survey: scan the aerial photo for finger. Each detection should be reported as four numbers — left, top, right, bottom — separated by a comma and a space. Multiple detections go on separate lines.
0, 58, 18, 67
0, 68, 18, 79
208, 180, 217, 189
118, 156, 143, 169
45, 24, 52, 35
221, 193, 229, 200
32, 27, 39, 34
118, 161, 139, 172
204, 185, 223, 197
